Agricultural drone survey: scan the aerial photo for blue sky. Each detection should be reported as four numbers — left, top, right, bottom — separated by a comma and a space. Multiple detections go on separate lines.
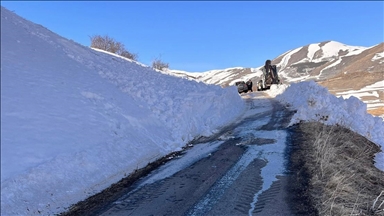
1, 1, 383, 72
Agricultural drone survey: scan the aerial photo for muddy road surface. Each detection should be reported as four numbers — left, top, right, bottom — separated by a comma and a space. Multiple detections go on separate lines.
91, 93, 298, 216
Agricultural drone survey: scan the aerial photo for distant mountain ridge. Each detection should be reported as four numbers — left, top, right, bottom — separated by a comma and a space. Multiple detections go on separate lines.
166, 41, 384, 117
274, 41, 383, 83
167, 41, 383, 86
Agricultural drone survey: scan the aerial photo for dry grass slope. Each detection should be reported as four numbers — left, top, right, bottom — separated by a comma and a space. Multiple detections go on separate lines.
289, 122, 384, 215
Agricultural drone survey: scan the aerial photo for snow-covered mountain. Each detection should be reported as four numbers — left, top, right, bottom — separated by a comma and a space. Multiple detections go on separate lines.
161, 67, 256, 87
167, 41, 384, 116
274, 41, 383, 82
169, 41, 383, 86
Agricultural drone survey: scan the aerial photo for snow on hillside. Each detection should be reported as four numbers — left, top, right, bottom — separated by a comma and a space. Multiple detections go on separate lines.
275, 41, 368, 70
275, 47, 302, 69
336, 80, 384, 110
168, 41, 381, 88
372, 51, 384, 63
1, 6, 384, 216
277, 41, 375, 82
316, 57, 343, 79
307, 43, 320, 61
314, 41, 367, 61
168, 67, 257, 86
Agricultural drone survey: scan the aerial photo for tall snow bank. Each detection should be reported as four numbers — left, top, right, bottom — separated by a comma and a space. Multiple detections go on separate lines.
273, 81, 384, 170
1, 6, 247, 215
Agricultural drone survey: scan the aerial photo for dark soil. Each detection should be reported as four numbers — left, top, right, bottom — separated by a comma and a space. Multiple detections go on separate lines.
286, 122, 384, 216
285, 124, 319, 215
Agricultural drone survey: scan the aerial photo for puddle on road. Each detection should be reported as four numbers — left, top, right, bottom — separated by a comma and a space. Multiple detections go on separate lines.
135, 140, 224, 188
235, 135, 277, 146
186, 128, 288, 216
252, 138, 277, 145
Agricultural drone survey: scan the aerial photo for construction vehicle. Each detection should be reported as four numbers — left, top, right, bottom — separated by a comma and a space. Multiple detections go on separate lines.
257, 65, 281, 91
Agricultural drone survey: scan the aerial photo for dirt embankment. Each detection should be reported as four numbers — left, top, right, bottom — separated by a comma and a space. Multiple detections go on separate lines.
287, 122, 384, 215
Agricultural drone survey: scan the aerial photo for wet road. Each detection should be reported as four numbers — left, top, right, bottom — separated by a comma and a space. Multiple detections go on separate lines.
98, 93, 295, 216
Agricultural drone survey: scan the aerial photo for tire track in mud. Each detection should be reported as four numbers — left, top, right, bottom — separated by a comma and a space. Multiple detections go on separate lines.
247, 99, 295, 216
203, 158, 267, 216
259, 99, 293, 131
251, 175, 293, 216
100, 140, 247, 216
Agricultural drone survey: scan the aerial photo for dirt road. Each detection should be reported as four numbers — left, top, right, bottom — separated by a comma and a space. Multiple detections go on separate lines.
62, 93, 317, 216
62, 91, 384, 216
94, 94, 295, 215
